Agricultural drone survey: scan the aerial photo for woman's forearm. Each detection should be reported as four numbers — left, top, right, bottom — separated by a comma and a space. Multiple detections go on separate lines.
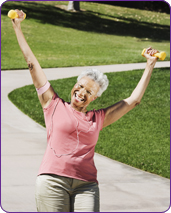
14, 25, 34, 64
13, 23, 47, 88
127, 59, 156, 105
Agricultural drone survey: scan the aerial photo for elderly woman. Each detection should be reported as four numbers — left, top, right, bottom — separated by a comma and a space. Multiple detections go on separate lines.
12, 10, 158, 212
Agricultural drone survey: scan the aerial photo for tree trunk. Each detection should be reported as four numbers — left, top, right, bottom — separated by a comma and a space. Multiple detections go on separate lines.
68, 1, 80, 11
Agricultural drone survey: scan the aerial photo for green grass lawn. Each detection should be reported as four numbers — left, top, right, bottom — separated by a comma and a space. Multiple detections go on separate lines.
1, 1, 170, 70
8, 67, 170, 178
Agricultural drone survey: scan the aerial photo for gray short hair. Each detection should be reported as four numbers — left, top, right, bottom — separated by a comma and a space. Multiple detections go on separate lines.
77, 68, 109, 97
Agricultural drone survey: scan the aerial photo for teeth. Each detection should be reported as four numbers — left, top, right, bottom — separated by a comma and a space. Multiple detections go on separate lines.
75, 93, 84, 101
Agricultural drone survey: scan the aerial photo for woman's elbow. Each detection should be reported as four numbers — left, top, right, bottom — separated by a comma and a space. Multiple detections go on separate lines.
134, 100, 141, 106
27, 62, 34, 72
131, 98, 141, 107
125, 97, 141, 108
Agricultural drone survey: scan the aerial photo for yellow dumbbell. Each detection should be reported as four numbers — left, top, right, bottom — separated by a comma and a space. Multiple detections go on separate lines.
141, 48, 166, 61
8, 10, 26, 19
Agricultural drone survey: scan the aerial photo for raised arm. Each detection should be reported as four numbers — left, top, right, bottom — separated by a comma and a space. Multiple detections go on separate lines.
11, 10, 55, 108
103, 47, 158, 128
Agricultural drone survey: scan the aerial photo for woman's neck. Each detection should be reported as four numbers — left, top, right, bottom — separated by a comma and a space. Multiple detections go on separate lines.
70, 103, 87, 114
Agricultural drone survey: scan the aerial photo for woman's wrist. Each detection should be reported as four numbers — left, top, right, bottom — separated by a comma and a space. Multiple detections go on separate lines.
13, 22, 21, 30
145, 59, 156, 75
147, 57, 157, 67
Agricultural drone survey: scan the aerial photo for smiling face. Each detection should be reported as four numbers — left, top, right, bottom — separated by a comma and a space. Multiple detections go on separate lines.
70, 76, 100, 113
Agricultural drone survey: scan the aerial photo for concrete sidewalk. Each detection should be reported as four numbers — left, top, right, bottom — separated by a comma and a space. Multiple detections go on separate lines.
1, 62, 170, 212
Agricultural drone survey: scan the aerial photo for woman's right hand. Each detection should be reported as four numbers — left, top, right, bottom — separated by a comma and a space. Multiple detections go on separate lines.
11, 9, 25, 28
143, 47, 158, 65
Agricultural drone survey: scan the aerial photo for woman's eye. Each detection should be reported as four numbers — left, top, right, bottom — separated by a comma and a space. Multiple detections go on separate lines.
87, 91, 91, 95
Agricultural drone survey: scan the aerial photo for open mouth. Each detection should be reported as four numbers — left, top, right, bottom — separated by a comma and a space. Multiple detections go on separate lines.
74, 92, 85, 102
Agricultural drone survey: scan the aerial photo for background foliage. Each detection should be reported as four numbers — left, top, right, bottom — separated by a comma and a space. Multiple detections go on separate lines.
1, 1, 170, 69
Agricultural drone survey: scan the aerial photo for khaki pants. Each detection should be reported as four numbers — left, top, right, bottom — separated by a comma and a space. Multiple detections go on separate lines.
35, 174, 100, 212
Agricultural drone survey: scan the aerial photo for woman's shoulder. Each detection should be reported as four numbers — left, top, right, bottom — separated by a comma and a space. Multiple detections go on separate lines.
87, 108, 106, 118
43, 93, 67, 111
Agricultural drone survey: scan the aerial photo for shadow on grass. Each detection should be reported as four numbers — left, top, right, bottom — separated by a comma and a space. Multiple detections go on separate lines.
2, 1, 170, 41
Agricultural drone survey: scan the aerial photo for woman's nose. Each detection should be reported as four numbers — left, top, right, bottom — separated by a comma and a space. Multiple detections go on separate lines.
78, 88, 86, 96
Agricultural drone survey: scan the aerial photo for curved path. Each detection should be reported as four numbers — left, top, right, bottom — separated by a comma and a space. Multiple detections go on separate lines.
1, 62, 170, 212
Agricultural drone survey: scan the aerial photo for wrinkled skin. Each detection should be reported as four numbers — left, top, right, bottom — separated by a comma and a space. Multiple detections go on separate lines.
70, 76, 100, 114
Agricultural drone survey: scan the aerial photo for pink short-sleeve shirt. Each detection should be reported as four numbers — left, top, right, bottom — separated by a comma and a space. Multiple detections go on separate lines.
38, 93, 106, 183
